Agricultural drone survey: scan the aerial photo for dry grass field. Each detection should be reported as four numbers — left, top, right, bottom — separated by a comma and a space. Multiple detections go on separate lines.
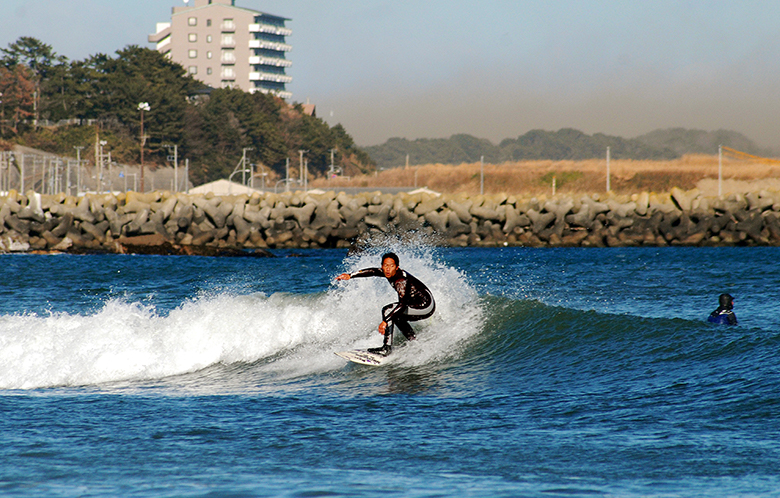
310, 154, 780, 196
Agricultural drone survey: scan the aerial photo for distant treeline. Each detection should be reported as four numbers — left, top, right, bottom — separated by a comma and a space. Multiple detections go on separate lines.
0, 37, 374, 185
364, 128, 774, 170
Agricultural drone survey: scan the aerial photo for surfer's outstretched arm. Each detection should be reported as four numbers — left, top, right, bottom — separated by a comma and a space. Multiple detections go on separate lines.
335, 268, 384, 281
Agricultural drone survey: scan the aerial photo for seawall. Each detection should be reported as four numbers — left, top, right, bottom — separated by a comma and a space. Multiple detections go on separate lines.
1, 187, 780, 254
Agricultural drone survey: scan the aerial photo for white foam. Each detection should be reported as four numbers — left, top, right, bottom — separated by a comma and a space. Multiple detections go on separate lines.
0, 246, 483, 389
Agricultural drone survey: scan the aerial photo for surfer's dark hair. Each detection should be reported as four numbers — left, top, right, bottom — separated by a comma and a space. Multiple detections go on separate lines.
381, 252, 399, 266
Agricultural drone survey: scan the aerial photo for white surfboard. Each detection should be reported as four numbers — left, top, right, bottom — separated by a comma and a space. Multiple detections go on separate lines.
334, 349, 387, 366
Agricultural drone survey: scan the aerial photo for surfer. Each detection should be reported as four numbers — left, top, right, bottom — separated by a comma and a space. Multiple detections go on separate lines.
335, 252, 435, 356
708, 293, 737, 325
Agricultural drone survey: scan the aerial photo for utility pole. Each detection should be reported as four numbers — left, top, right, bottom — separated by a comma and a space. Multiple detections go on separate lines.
20, 153, 24, 192
480, 155, 484, 195
99, 140, 107, 194
285, 157, 290, 192
94, 127, 100, 193
298, 150, 307, 185
606, 146, 611, 192
66, 158, 71, 195
73, 146, 84, 195
329, 148, 336, 178
718, 144, 722, 197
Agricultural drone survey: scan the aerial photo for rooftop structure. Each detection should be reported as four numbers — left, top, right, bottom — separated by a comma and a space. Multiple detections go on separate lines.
149, 0, 292, 99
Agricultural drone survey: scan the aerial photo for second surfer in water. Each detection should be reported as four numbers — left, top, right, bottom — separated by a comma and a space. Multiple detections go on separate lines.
335, 252, 435, 356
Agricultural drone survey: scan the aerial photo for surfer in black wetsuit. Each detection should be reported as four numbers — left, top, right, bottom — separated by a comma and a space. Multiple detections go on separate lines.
708, 293, 737, 325
335, 252, 435, 356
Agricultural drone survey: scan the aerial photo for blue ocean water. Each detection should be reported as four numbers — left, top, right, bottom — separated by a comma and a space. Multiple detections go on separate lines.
1, 245, 779, 496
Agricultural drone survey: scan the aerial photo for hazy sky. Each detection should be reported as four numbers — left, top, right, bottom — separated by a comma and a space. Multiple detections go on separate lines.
2, 0, 779, 147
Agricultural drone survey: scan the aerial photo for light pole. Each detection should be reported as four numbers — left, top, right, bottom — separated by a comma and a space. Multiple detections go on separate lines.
242, 147, 253, 185
229, 168, 250, 194
138, 102, 150, 192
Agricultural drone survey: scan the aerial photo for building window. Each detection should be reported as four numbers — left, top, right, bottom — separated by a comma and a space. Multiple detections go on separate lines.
207, 51, 212, 59
207, 67, 212, 75
206, 19, 212, 27
188, 49, 197, 58
222, 67, 235, 78
222, 19, 235, 30
188, 33, 197, 42
206, 35, 212, 43
188, 66, 198, 75
188, 17, 197, 26
221, 34, 234, 46
221, 50, 235, 63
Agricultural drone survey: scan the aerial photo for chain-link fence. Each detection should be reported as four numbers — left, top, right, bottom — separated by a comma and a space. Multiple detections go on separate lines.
0, 148, 191, 195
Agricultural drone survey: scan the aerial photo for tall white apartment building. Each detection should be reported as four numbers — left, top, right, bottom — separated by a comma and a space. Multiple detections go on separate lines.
149, 0, 292, 98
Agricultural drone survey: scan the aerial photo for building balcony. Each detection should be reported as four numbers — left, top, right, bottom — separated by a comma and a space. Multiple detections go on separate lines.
249, 71, 293, 83
148, 25, 171, 43
155, 37, 171, 50
221, 21, 236, 32
249, 23, 292, 36
251, 87, 293, 99
249, 55, 292, 67
248, 40, 292, 52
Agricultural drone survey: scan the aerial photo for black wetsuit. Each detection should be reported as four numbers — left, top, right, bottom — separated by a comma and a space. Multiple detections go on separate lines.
708, 307, 738, 325
349, 268, 435, 347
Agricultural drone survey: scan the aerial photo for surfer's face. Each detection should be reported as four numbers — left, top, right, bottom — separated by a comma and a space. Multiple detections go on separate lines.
381, 258, 398, 279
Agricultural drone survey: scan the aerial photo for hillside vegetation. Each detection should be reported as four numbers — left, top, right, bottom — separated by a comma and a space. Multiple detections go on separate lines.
364, 128, 775, 170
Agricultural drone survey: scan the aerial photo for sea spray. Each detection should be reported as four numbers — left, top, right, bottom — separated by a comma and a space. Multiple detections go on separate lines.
0, 245, 483, 389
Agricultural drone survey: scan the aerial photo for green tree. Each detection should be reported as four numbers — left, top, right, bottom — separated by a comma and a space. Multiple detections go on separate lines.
0, 36, 63, 77
184, 88, 287, 183
87, 46, 203, 158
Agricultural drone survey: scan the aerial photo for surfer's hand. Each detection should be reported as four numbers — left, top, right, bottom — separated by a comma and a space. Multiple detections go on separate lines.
378, 321, 387, 335
335, 273, 351, 281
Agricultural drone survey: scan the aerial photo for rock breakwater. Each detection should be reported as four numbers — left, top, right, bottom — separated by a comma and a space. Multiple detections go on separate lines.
2, 187, 780, 254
